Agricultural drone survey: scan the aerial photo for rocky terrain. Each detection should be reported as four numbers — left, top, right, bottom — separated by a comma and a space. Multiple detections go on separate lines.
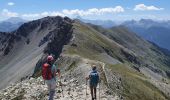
0, 76, 117, 100
0, 16, 73, 89
0, 16, 170, 100
0, 55, 119, 100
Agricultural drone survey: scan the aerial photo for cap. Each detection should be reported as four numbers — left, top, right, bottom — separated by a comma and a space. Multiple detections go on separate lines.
47, 55, 54, 61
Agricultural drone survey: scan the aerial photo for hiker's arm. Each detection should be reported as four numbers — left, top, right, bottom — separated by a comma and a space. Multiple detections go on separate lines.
86, 75, 90, 80
53, 65, 57, 77
57, 69, 60, 77
86, 71, 91, 80
86, 77, 89, 80
53, 64, 60, 77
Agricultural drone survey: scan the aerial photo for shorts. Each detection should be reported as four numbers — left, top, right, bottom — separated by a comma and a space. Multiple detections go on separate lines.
89, 82, 98, 88
45, 78, 56, 91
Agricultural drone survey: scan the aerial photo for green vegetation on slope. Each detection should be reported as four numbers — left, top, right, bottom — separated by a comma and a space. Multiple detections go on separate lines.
89, 24, 170, 76
65, 21, 124, 63
107, 64, 169, 100
63, 21, 170, 99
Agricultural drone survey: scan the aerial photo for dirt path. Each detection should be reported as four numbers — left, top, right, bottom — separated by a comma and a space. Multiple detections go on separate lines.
0, 55, 120, 100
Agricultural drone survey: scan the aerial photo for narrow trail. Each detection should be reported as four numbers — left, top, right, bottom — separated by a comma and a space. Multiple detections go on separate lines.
52, 78, 116, 100
54, 59, 118, 100
0, 76, 118, 100
0, 55, 120, 100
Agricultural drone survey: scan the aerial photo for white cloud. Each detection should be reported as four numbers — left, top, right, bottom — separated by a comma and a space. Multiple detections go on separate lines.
62, 6, 124, 16
22, 13, 40, 18
0, 6, 124, 20
134, 4, 163, 11
20, 6, 124, 19
49, 11, 65, 17
21, 11, 64, 18
41, 12, 49, 16
8, 2, 15, 6
1, 9, 18, 17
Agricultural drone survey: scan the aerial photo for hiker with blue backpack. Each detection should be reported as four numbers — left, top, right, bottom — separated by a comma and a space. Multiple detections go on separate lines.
86, 65, 100, 100
42, 55, 60, 100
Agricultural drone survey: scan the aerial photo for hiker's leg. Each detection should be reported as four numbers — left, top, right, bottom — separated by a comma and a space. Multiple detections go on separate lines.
49, 90, 55, 100
94, 87, 97, 99
49, 80, 56, 100
90, 86, 94, 99
51, 80, 56, 92
46, 81, 51, 91
47, 83, 52, 100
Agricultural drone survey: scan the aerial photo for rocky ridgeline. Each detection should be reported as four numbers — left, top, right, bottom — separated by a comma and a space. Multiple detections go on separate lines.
0, 76, 119, 100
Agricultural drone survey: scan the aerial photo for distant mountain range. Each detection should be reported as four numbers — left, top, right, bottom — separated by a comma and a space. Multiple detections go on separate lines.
76, 16, 116, 28
1, 17, 170, 50
0, 17, 27, 32
0, 16, 170, 99
122, 19, 170, 50
77, 17, 170, 50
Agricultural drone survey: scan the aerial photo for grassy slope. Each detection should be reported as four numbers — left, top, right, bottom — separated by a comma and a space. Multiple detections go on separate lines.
64, 21, 169, 99
108, 64, 169, 100
89, 24, 170, 74
65, 21, 124, 62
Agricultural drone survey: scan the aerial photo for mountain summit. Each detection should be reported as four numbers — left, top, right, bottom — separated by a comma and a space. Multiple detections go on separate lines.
0, 16, 170, 100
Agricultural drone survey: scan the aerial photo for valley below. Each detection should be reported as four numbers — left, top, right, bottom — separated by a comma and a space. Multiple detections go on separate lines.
0, 16, 170, 100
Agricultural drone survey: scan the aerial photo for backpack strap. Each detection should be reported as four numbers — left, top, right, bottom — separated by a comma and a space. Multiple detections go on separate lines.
90, 70, 98, 75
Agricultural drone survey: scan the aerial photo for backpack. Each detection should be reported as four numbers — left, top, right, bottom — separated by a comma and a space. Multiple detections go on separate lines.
89, 70, 99, 85
42, 63, 53, 80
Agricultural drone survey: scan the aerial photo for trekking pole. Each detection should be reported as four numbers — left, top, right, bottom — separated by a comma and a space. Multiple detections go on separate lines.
42, 77, 45, 85
99, 79, 100, 100
60, 75, 64, 97
86, 78, 88, 99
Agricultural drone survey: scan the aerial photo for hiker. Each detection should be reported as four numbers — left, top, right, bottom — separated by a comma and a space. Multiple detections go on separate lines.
42, 55, 60, 100
86, 65, 100, 100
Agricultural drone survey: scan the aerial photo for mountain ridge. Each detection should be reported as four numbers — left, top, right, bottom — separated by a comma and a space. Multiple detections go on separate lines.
77, 17, 170, 50
0, 16, 170, 100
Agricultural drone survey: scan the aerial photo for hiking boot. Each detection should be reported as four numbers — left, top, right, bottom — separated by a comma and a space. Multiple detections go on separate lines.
94, 95, 96, 99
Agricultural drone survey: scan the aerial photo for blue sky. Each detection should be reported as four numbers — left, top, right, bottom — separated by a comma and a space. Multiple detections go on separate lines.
0, 0, 169, 21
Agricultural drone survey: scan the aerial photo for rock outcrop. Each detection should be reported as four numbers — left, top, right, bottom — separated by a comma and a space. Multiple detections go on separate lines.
0, 16, 170, 100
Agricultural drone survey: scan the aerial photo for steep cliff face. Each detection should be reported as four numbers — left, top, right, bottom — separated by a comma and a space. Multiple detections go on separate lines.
0, 16, 73, 89
0, 16, 170, 100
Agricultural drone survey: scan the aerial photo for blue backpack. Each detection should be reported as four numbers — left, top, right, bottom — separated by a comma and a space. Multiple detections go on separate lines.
89, 70, 99, 86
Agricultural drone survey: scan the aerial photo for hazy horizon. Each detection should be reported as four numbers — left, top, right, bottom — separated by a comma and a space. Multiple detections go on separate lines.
0, 0, 169, 21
